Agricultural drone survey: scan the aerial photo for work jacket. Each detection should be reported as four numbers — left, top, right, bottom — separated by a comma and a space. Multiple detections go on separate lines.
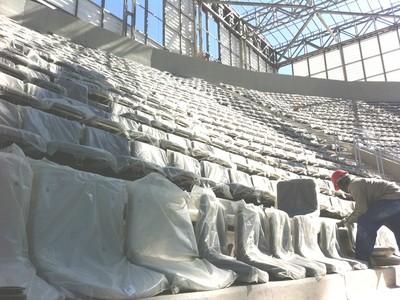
343, 177, 400, 225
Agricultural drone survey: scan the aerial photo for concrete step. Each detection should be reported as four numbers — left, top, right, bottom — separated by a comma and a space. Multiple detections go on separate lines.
147, 266, 400, 300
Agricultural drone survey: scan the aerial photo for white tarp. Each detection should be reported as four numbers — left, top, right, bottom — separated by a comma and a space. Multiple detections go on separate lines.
0, 144, 62, 300
192, 188, 269, 283
125, 173, 237, 294
235, 202, 307, 280
27, 159, 169, 299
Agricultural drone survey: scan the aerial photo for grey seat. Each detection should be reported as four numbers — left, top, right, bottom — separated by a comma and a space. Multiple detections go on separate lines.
28, 159, 169, 299
194, 192, 269, 283
125, 173, 237, 293
292, 215, 353, 273
0, 99, 47, 152
0, 144, 62, 300
21, 107, 115, 170
235, 202, 307, 281
263, 208, 327, 277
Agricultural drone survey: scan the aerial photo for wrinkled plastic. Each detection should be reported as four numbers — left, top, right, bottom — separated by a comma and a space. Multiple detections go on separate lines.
235, 202, 307, 280
318, 218, 367, 270
130, 140, 168, 167
160, 133, 190, 154
263, 208, 327, 277
0, 144, 62, 300
167, 149, 201, 176
193, 189, 269, 283
292, 215, 353, 273
125, 173, 237, 293
54, 77, 89, 104
201, 160, 230, 184
28, 159, 169, 299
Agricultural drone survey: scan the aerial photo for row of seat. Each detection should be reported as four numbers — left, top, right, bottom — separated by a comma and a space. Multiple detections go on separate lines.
1, 144, 370, 299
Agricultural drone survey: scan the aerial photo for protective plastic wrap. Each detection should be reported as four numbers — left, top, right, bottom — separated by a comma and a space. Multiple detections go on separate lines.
292, 215, 353, 273
0, 70, 24, 91
28, 159, 169, 299
318, 218, 367, 270
54, 77, 89, 104
130, 140, 168, 167
0, 98, 21, 127
235, 202, 307, 280
167, 149, 201, 175
159, 133, 190, 154
277, 178, 320, 217
22, 106, 81, 144
0, 144, 62, 300
125, 173, 237, 293
263, 208, 327, 277
201, 160, 230, 184
193, 189, 269, 283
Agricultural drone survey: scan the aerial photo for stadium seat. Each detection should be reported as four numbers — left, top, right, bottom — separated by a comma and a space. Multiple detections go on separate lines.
292, 215, 353, 273
263, 208, 327, 277
0, 100, 46, 152
234, 202, 307, 280
0, 145, 62, 300
21, 106, 115, 169
28, 159, 169, 299
125, 173, 237, 293
194, 191, 269, 283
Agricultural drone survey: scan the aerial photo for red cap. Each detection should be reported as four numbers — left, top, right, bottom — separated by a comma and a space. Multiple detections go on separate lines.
331, 170, 348, 191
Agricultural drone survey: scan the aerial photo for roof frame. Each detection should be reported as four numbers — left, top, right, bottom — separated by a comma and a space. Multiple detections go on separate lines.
201, 0, 400, 67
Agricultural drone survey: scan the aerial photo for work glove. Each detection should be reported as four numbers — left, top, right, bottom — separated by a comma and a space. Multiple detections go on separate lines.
336, 219, 346, 228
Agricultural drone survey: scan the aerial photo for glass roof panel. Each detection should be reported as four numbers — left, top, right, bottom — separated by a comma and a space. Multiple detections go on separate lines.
204, 0, 400, 64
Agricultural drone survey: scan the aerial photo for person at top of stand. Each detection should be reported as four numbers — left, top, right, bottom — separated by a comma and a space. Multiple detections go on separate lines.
331, 170, 400, 267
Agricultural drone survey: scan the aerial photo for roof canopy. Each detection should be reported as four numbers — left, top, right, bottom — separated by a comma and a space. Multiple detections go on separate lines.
202, 0, 400, 67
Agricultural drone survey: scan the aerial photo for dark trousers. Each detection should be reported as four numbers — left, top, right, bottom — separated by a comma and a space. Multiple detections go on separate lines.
355, 199, 400, 265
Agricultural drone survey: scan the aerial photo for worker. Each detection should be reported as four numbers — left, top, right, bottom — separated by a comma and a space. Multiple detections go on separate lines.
331, 170, 400, 267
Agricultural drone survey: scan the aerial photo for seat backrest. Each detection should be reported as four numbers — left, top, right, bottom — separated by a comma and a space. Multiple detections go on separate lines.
228, 169, 253, 187
82, 125, 130, 157
276, 178, 319, 217
0, 99, 21, 128
21, 106, 81, 144
200, 160, 230, 184
166, 149, 201, 176
130, 140, 167, 167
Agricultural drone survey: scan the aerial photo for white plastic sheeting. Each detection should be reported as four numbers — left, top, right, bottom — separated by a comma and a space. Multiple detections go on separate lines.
235, 202, 307, 280
193, 188, 269, 283
0, 144, 62, 300
319, 217, 368, 270
27, 159, 169, 299
125, 173, 237, 294
292, 215, 353, 273
263, 208, 327, 278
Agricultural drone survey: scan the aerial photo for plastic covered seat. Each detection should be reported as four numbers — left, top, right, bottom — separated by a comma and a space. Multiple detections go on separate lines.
24, 83, 95, 121
163, 149, 201, 191
292, 215, 353, 273
235, 202, 307, 281
0, 71, 42, 108
227, 169, 265, 205
263, 208, 327, 277
318, 217, 367, 270
125, 173, 237, 294
193, 190, 269, 283
130, 124, 167, 147
0, 145, 62, 300
21, 107, 115, 169
0, 100, 47, 152
159, 133, 190, 155
28, 159, 169, 299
